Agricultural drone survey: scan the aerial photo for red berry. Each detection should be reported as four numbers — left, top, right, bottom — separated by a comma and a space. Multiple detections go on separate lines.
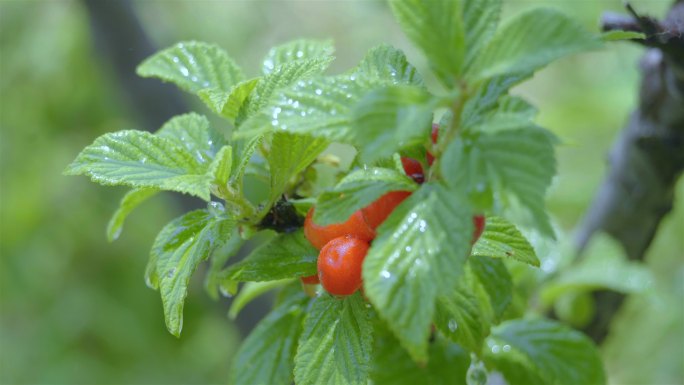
317, 235, 369, 296
300, 275, 320, 284
304, 207, 375, 250
472, 215, 486, 244
401, 157, 425, 184
362, 191, 412, 230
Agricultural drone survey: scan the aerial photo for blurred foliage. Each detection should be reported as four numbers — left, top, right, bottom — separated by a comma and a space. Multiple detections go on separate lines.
0, 0, 681, 384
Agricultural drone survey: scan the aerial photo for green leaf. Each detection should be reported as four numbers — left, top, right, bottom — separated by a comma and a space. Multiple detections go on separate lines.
150, 209, 235, 336
156, 113, 224, 163
462, 0, 502, 69
467, 255, 512, 323
208, 145, 233, 187
363, 183, 473, 362
263, 39, 335, 74
106, 188, 159, 242
442, 127, 556, 236
371, 325, 469, 385
294, 293, 372, 385
466, 8, 601, 81
435, 286, 489, 354
484, 318, 606, 385
353, 44, 423, 86
204, 228, 243, 300
351, 85, 434, 163
268, 132, 329, 203
472, 216, 539, 266
388, 0, 465, 85
314, 167, 417, 226
239, 56, 334, 123
221, 230, 318, 282
601, 30, 645, 41
460, 73, 532, 130
262, 75, 381, 141
197, 77, 260, 122
230, 289, 309, 385
137, 41, 244, 94
231, 134, 263, 190
64, 130, 214, 201
228, 279, 293, 319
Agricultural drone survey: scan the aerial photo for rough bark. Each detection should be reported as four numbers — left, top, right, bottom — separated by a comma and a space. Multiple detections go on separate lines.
576, 1, 684, 343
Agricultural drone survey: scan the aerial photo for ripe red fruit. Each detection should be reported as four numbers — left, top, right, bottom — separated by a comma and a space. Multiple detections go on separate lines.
300, 275, 320, 284
362, 191, 412, 230
401, 157, 424, 184
427, 123, 439, 166
317, 235, 370, 296
472, 215, 486, 244
304, 207, 375, 250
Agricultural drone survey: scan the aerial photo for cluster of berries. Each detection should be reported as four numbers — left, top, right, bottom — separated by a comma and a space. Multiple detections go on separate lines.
301, 124, 485, 296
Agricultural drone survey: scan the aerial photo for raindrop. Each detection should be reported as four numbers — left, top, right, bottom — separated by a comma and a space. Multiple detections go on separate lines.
448, 319, 458, 332
172, 56, 180, 63
502, 344, 511, 353
296, 50, 304, 58
380, 270, 391, 279
191, 75, 198, 82
293, 101, 300, 108
315, 88, 323, 95
491, 345, 501, 354
180, 66, 189, 77
405, 246, 412, 252
271, 119, 279, 126
418, 219, 427, 233
166, 268, 176, 278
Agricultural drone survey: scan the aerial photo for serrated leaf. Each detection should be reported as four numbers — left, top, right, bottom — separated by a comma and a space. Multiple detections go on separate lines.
156, 113, 225, 161
230, 290, 309, 385
463, 0, 502, 70
208, 145, 233, 187
601, 30, 645, 41
268, 132, 329, 203
472, 216, 539, 266
228, 279, 293, 319
150, 209, 235, 336
466, 8, 601, 82
230, 134, 263, 190
442, 127, 556, 236
351, 85, 434, 163
263, 39, 335, 74
265, 74, 383, 141
371, 327, 470, 385
435, 287, 489, 354
64, 130, 214, 201
221, 230, 318, 282
353, 44, 423, 86
239, 57, 334, 123
294, 293, 372, 385
461, 73, 532, 130
363, 183, 473, 362
197, 77, 260, 122
137, 41, 244, 94
467, 255, 512, 323
484, 318, 606, 385
314, 167, 417, 226
106, 188, 159, 242
388, 0, 465, 85
204, 228, 243, 300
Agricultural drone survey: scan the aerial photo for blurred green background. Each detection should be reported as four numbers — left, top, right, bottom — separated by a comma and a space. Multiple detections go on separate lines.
0, 1, 681, 384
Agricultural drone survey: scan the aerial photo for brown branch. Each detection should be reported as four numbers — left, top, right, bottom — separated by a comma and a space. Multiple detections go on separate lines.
575, 1, 684, 343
